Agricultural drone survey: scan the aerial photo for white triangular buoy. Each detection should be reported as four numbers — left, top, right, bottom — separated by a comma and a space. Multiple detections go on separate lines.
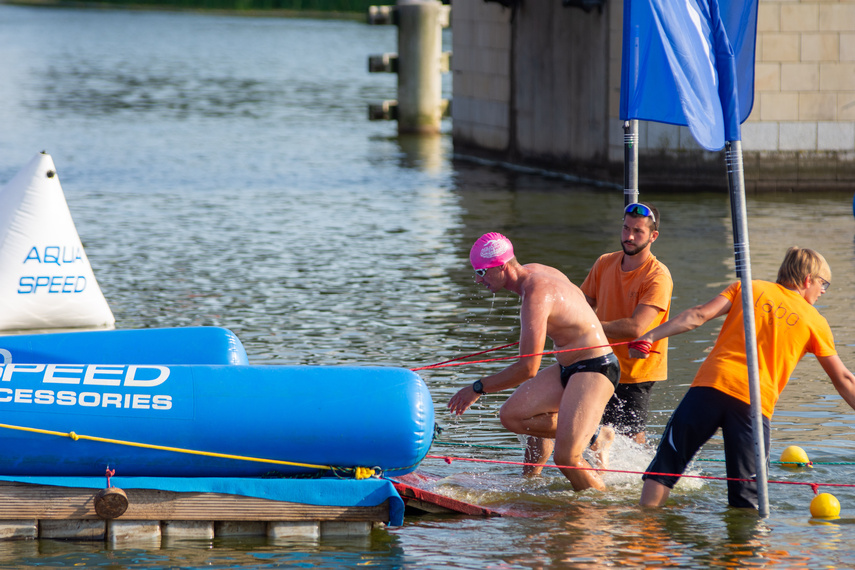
0, 152, 115, 331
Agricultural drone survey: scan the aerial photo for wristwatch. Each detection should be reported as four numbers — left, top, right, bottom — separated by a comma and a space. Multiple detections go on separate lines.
472, 380, 487, 395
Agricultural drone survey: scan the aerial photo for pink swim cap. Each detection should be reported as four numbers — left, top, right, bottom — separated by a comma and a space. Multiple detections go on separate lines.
470, 232, 515, 270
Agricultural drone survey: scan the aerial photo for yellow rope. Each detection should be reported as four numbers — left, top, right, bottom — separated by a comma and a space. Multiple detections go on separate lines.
354, 466, 375, 480
0, 422, 362, 474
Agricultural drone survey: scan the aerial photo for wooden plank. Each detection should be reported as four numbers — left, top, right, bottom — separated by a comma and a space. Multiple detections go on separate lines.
0, 482, 389, 522
390, 472, 501, 517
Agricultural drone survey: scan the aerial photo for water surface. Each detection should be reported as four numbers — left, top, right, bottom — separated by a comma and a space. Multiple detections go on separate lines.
2, 5, 855, 567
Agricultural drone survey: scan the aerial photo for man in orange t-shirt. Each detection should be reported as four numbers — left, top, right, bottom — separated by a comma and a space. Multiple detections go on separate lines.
630, 247, 855, 509
582, 202, 672, 444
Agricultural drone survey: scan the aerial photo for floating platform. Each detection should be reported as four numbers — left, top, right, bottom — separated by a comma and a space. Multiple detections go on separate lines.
0, 326, 440, 535
0, 478, 398, 542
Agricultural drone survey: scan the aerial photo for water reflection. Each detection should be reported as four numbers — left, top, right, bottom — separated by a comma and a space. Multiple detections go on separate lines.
397, 134, 448, 173
521, 505, 814, 569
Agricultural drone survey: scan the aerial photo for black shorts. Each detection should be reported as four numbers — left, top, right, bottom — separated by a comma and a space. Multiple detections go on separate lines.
559, 353, 620, 389
642, 386, 771, 509
601, 381, 656, 437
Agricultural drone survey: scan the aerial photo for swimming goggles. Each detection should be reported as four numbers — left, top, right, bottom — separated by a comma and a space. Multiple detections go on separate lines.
624, 203, 656, 224
474, 268, 488, 277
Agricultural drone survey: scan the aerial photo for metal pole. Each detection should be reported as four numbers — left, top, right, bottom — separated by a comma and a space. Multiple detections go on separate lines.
624, 120, 639, 206
624, 21, 640, 208
726, 139, 770, 517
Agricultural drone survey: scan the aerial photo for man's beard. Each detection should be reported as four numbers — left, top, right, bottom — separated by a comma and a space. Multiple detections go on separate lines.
622, 238, 651, 256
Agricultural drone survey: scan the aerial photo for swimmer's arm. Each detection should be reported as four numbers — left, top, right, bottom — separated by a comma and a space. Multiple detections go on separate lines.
479, 291, 547, 392
478, 355, 542, 395
599, 303, 662, 340
446, 292, 547, 415
629, 295, 731, 357
817, 354, 855, 411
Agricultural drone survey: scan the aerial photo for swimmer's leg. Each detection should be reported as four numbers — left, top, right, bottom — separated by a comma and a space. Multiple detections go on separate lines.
500, 364, 563, 476
523, 436, 555, 476
589, 425, 615, 470
552, 371, 615, 492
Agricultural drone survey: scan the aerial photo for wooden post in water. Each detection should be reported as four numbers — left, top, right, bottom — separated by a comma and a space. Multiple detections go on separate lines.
368, 0, 450, 134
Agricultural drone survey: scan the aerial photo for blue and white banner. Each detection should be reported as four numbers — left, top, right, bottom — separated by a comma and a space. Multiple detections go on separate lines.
620, 0, 759, 150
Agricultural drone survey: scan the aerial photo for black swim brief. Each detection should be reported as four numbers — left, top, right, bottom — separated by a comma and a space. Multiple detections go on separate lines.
559, 353, 620, 389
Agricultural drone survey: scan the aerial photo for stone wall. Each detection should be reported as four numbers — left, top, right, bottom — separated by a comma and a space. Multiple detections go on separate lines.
452, 0, 855, 192
452, 0, 617, 182
450, 0, 512, 153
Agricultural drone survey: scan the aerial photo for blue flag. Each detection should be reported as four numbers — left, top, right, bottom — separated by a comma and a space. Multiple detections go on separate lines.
620, 0, 758, 151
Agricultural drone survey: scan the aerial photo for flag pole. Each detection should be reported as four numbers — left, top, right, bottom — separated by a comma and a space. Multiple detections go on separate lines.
725, 139, 770, 517
624, 120, 639, 206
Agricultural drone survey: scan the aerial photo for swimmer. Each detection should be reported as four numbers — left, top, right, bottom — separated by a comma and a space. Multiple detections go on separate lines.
447, 232, 619, 491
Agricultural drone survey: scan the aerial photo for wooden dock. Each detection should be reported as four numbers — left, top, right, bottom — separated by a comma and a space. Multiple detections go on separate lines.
0, 481, 390, 543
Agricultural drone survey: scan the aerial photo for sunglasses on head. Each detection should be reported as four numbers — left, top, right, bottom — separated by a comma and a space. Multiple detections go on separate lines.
624, 203, 656, 224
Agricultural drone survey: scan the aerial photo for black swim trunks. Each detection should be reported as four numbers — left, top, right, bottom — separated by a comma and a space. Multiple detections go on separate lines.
559, 353, 620, 389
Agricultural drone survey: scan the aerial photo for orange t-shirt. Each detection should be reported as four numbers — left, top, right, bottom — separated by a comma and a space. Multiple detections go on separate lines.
581, 251, 672, 384
692, 280, 837, 418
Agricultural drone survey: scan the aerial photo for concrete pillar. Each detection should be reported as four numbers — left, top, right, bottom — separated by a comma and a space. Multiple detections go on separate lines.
162, 520, 215, 541
320, 521, 373, 536
107, 520, 161, 547
0, 520, 37, 540
267, 521, 320, 540
396, 0, 444, 134
40, 520, 105, 540
214, 521, 266, 537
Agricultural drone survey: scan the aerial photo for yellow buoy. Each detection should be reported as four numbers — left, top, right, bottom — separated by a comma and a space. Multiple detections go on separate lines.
779, 445, 811, 468
810, 493, 841, 519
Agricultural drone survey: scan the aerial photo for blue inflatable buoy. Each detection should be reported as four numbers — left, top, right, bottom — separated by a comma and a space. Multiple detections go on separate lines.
0, 364, 434, 478
0, 328, 434, 478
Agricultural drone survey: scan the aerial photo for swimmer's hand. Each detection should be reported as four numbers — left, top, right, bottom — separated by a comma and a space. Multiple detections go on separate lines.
628, 339, 653, 359
447, 384, 481, 415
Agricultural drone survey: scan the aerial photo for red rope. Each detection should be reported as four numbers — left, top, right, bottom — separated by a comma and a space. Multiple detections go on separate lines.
420, 342, 520, 369
105, 468, 115, 488
424, 454, 855, 492
412, 341, 651, 371
628, 340, 652, 355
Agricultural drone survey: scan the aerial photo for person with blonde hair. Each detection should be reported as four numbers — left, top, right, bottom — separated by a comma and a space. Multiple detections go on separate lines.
630, 247, 855, 509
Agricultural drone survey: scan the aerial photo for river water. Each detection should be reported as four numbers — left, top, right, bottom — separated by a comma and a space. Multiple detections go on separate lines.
2, 4, 855, 568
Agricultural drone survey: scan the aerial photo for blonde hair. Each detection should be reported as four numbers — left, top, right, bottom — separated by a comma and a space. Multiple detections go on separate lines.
776, 247, 831, 288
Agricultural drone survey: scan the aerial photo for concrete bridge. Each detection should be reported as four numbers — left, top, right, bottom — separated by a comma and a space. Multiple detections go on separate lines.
451, 0, 855, 192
